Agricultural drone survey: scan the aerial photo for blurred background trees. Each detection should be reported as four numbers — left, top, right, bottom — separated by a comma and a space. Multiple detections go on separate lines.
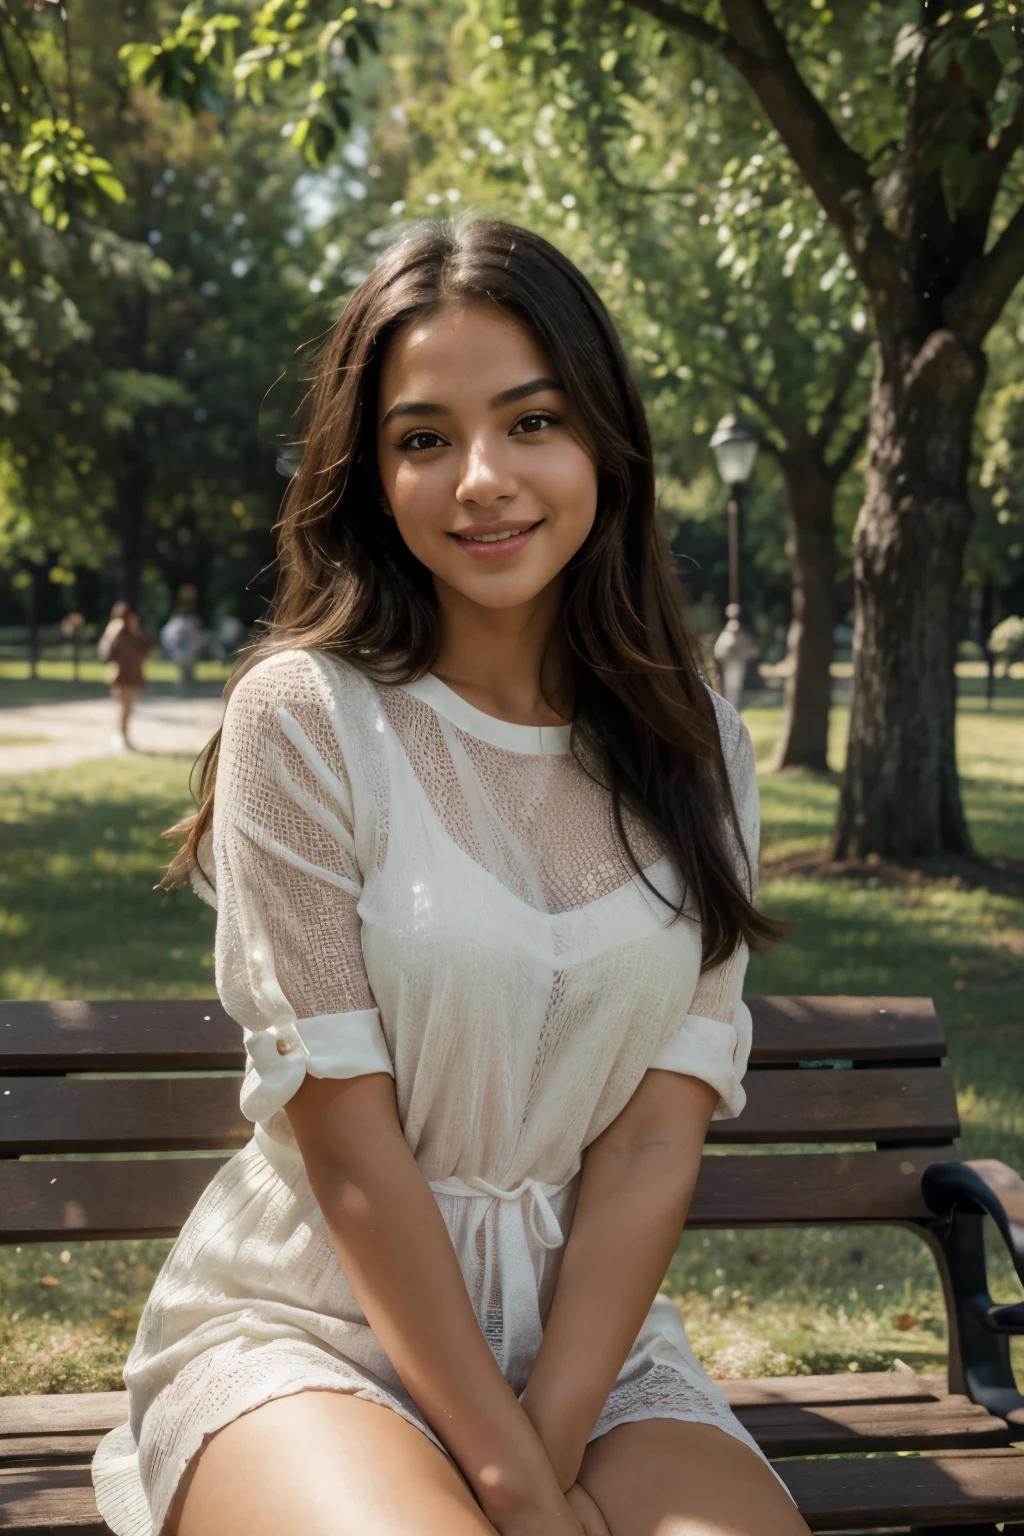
2, 0, 1022, 867
0, 0, 398, 631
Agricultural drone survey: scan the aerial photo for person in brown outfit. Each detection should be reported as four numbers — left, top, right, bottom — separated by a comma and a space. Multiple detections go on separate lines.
97, 602, 154, 751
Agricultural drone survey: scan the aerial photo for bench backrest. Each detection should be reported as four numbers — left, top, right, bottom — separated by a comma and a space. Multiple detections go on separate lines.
0, 996, 958, 1244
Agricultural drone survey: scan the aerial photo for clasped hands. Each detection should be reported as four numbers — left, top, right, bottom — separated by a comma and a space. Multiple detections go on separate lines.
485, 1394, 612, 1536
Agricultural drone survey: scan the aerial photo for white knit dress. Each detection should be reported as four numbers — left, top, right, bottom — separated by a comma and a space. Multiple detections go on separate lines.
92, 648, 781, 1535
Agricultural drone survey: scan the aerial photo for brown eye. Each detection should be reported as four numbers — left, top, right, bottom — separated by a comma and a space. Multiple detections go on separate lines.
401, 430, 447, 451
511, 411, 559, 436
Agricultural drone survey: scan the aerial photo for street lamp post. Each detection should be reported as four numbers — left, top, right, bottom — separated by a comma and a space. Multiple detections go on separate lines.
709, 413, 761, 712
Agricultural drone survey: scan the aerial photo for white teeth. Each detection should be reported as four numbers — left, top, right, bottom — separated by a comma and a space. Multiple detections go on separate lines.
461, 528, 529, 543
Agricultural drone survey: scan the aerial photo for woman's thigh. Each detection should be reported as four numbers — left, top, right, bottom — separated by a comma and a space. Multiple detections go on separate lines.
168, 1390, 498, 1536
577, 1419, 810, 1536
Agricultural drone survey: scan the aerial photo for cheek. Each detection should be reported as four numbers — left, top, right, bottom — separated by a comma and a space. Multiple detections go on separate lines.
539, 444, 599, 536
386, 460, 451, 559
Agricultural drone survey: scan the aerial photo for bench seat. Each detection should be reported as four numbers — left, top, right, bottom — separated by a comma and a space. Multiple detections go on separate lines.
2, 1375, 1024, 1532
3, 995, 1024, 1533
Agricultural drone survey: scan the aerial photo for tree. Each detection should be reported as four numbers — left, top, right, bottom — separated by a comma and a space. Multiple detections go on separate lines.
1, 0, 400, 625
501, 0, 1024, 861
395, 2, 869, 769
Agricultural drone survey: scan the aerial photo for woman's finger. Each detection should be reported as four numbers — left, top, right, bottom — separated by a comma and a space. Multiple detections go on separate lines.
565, 1482, 612, 1536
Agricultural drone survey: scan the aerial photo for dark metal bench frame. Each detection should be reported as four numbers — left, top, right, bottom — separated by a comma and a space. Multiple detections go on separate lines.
2, 995, 1024, 1535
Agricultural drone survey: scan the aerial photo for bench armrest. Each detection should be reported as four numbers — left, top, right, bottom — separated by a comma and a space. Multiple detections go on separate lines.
921, 1158, 1024, 1420
923, 1160, 1024, 1333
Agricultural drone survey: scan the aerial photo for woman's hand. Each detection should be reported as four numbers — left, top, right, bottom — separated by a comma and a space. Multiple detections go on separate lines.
565, 1482, 612, 1535
488, 1497, 589, 1536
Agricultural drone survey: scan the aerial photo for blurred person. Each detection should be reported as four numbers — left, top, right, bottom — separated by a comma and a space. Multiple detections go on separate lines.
98, 602, 153, 751
160, 585, 206, 695
92, 221, 803, 1536
212, 613, 246, 661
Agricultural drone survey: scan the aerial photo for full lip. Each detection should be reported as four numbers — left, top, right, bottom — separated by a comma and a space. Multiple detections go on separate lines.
447, 518, 543, 558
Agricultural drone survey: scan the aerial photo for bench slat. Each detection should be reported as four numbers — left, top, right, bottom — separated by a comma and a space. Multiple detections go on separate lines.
0, 1066, 959, 1155
5, 1449, 1024, 1534
0, 1400, 127, 1438
0, 996, 945, 1073
0, 1396, 1010, 1468
779, 1447, 1024, 1528
0, 1373, 949, 1437
736, 1395, 1014, 1455
0, 1147, 960, 1242
719, 1369, 947, 1405
0, 1078, 249, 1154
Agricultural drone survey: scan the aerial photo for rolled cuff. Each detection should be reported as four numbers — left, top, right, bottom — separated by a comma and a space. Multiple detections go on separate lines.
648, 1000, 752, 1120
240, 1006, 393, 1124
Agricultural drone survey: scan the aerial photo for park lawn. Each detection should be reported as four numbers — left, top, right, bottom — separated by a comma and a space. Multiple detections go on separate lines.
0, 659, 232, 708
0, 703, 1022, 1394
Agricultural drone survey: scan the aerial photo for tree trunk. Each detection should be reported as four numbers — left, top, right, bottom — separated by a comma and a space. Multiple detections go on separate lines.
775, 446, 837, 772
834, 331, 984, 860
115, 457, 151, 610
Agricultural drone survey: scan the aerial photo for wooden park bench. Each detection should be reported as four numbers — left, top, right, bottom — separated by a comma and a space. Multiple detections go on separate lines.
2, 995, 1024, 1533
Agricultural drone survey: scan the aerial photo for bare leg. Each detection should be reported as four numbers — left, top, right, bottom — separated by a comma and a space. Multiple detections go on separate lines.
120, 687, 137, 746
168, 1390, 501, 1536
577, 1420, 810, 1536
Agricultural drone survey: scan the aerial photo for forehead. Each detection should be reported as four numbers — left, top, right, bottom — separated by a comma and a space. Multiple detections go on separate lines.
379, 302, 553, 394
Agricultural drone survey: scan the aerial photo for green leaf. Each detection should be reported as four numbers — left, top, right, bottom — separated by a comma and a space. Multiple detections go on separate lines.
92, 174, 126, 204
960, 38, 1001, 98
987, 20, 1019, 65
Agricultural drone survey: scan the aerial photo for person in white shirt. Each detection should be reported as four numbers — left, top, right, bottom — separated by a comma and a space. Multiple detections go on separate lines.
93, 219, 805, 1536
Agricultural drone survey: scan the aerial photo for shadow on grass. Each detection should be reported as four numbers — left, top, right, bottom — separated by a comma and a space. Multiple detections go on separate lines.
751, 873, 1024, 1168
0, 757, 215, 999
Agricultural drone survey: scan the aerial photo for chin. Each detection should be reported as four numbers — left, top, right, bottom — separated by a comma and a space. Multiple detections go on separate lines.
449, 576, 554, 610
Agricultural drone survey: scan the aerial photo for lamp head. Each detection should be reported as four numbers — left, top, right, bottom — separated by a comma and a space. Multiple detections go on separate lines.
710, 413, 760, 487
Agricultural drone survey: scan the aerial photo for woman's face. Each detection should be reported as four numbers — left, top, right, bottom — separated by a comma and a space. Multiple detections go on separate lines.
376, 302, 598, 613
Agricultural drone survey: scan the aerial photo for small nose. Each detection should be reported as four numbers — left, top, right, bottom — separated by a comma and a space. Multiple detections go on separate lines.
456, 437, 517, 507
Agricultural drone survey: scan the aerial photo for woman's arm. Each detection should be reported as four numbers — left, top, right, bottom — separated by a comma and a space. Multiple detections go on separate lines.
518, 1068, 718, 1492
285, 1070, 583, 1534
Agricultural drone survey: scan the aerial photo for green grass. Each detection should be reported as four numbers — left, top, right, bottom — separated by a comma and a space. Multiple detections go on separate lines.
0, 702, 1022, 1393
0, 658, 231, 708
0, 757, 215, 1001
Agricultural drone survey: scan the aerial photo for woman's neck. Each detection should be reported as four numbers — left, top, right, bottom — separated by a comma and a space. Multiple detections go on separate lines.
431, 576, 571, 727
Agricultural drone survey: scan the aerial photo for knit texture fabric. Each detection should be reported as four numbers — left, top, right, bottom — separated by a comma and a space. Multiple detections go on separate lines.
92, 649, 778, 1535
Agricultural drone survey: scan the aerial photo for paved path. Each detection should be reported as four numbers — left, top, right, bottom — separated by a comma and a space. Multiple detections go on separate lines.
0, 696, 225, 776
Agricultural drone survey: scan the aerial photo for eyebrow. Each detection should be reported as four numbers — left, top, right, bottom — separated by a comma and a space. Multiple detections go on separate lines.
380, 376, 564, 429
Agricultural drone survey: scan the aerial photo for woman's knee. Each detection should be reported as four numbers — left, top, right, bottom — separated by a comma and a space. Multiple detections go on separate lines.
578, 1419, 809, 1536
169, 1390, 497, 1536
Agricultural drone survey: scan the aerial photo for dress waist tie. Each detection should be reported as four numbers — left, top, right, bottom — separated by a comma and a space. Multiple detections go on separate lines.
428, 1173, 572, 1380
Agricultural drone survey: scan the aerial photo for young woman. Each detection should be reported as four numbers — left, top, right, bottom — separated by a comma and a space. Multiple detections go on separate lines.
97, 602, 153, 751
92, 219, 809, 1536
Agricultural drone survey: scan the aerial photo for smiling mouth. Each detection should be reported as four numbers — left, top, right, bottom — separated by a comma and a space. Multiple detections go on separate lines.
456, 526, 537, 544
448, 520, 543, 555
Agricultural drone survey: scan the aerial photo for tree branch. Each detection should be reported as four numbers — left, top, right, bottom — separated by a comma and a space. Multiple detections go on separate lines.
620, 0, 731, 55
828, 415, 869, 481
0, 22, 26, 132
0, 3, 60, 118
628, 0, 905, 302
944, 203, 1024, 346
993, 100, 1024, 175
715, 315, 791, 438
812, 331, 872, 455
60, 2, 75, 125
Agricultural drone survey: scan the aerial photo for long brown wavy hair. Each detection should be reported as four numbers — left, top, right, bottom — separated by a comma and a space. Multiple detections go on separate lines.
164, 217, 780, 966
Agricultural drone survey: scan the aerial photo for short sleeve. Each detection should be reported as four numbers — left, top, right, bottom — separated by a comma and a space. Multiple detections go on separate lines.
648, 693, 759, 1120
211, 650, 393, 1126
